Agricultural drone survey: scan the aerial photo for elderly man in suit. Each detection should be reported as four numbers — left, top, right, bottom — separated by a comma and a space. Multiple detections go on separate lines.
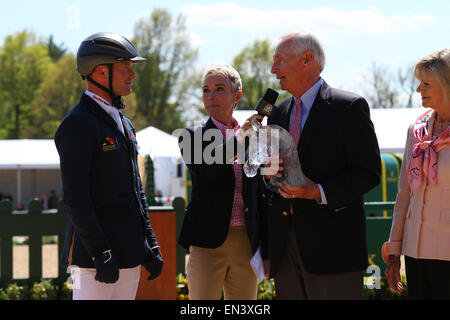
262, 32, 381, 299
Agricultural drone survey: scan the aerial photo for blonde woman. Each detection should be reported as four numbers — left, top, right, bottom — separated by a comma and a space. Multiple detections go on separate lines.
383, 48, 450, 299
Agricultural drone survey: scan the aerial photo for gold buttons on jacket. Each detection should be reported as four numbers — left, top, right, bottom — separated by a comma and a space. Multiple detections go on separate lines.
245, 207, 249, 213
334, 206, 347, 213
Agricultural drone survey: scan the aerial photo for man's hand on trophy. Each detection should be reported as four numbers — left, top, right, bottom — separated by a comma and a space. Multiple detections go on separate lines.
278, 176, 321, 201
262, 156, 284, 179
241, 114, 264, 136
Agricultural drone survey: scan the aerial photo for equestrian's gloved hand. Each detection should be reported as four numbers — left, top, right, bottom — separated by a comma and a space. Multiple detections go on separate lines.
93, 249, 119, 283
142, 246, 164, 280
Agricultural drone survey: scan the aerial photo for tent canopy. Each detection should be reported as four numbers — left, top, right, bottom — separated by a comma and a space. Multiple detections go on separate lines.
135, 126, 181, 160
0, 139, 60, 169
0, 126, 181, 170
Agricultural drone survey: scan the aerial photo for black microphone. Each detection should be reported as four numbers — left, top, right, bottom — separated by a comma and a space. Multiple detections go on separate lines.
255, 88, 279, 118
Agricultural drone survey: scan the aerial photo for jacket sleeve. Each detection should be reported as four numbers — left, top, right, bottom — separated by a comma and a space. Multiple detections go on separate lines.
138, 166, 160, 249
384, 123, 415, 255
127, 119, 160, 249
320, 97, 381, 210
54, 115, 111, 260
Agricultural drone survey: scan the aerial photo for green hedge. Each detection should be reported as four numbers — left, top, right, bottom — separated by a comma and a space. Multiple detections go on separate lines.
1, 274, 408, 300
0, 279, 72, 300
176, 273, 408, 300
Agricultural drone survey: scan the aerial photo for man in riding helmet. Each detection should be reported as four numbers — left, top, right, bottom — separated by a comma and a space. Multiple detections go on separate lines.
55, 32, 163, 300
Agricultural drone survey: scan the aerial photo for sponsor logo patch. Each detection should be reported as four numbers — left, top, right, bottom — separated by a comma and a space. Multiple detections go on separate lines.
102, 137, 117, 151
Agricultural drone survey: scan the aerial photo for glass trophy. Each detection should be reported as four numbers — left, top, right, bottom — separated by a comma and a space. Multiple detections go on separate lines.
243, 119, 307, 193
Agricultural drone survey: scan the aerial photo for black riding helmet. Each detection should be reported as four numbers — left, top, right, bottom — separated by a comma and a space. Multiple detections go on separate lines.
76, 32, 146, 109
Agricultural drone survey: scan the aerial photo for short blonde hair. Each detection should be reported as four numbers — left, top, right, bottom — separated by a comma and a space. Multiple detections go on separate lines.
203, 64, 242, 92
414, 48, 450, 102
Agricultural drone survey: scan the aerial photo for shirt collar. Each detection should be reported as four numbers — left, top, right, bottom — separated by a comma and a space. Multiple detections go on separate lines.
85, 90, 119, 116
210, 116, 240, 140
297, 78, 323, 111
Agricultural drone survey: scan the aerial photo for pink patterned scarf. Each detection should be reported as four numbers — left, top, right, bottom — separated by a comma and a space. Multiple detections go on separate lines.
407, 110, 450, 189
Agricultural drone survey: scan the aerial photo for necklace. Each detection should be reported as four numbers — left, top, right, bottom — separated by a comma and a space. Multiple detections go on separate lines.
433, 117, 450, 138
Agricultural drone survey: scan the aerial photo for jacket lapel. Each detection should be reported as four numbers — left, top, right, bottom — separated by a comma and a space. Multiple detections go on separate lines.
281, 98, 294, 131
83, 94, 124, 136
204, 117, 235, 176
121, 115, 139, 155
121, 114, 132, 145
297, 81, 332, 154
204, 117, 216, 131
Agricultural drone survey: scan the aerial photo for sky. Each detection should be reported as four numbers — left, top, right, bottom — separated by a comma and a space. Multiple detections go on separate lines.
1, 0, 449, 100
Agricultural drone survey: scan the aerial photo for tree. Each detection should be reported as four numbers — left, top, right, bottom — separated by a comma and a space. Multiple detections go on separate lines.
46, 35, 67, 62
398, 64, 420, 108
232, 39, 288, 110
25, 54, 85, 138
175, 67, 206, 126
363, 62, 421, 108
131, 9, 198, 133
0, 30, 52, 138
364, 62, 399, 109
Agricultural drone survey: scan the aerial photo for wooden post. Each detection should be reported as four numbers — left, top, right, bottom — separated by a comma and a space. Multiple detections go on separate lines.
135, 207, 176, 300
0, 200, 13, 284
173, 197, 186, 275
0, 235, 13, 284
0, 199, 67, 284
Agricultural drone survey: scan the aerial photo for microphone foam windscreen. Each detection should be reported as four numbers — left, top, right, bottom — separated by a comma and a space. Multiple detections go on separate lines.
263, 88, 279, 105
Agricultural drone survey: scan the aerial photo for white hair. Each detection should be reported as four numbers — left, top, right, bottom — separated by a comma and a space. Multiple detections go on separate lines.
203, 64, 242, 92
280, 32, 326, 72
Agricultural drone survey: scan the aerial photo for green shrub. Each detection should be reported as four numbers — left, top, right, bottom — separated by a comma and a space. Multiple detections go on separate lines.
30, 279, 57, 300
0, 279, 72, 300
363, 276, 408, 300
59, 281, 73, 300
257, 278, 275, 300
176, 273, 189, 300
176, 273, 277, 300
42, 235, 58, 245
0, 274, 408, 300
0, 288, 8, 300
0, 283, 28, 300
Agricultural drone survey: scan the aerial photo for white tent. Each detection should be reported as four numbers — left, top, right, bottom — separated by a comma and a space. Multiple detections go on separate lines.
0, 139, 61, 207
135, 126, 181, 160
0, 139, 59, 169
370, 108, 425, 153
135, 126, 183, 200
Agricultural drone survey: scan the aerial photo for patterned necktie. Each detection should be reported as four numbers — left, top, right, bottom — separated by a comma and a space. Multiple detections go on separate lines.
289, 97, 302, 146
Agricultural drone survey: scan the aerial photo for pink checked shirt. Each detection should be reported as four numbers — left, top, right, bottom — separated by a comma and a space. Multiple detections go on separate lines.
211, 117, 246, 227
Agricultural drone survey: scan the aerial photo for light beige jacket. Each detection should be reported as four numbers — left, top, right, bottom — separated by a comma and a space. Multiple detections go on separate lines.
385, 109, 450, 261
